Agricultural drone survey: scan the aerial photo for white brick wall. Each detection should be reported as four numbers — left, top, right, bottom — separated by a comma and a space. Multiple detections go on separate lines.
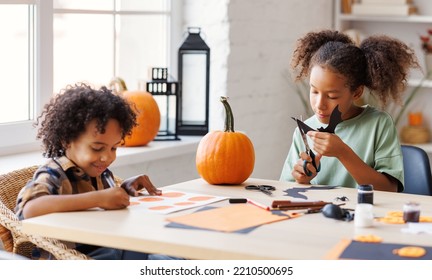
185, 0, 333, 179
112, 0, 334, 186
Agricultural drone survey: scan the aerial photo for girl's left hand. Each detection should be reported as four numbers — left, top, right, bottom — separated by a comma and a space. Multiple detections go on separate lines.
121, 175, 162, 196
307, 131, 345, 158
292, 151, 322, 184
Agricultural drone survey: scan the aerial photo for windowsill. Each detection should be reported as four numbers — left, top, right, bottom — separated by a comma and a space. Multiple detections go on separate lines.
0, 136, 202, 175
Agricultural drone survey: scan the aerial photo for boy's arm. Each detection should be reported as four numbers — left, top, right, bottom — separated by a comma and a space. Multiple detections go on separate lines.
22, 187, 130, 219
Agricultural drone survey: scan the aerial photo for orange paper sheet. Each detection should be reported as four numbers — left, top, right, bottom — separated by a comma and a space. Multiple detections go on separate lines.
166, 204, 289, 232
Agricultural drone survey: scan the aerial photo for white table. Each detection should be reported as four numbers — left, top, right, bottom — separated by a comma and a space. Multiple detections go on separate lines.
21, 178, 432, 259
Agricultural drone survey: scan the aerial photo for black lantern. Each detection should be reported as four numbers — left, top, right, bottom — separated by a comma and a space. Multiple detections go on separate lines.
146, 67, 180, 140
177, 27, 210, 135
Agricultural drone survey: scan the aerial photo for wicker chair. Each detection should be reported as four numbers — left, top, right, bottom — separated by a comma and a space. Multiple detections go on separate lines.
0, 166, 90, 260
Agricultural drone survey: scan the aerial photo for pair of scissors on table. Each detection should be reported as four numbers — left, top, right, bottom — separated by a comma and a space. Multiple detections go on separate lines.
292, 117, 321, 177
245, 184, 276, 196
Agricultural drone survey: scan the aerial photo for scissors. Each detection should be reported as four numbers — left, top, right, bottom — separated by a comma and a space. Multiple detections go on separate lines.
292, 117, 321, 177
291, 106, 343, 177
245, 185, 276, 196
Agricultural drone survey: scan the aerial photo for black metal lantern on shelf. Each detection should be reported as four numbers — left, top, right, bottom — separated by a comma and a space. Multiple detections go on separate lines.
146, 67, 180, 140
177, 27, 210, 136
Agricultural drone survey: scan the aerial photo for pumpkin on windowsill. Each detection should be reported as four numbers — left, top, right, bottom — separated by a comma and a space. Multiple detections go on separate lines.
109, 77, 161, 146
196, 96, 255, 185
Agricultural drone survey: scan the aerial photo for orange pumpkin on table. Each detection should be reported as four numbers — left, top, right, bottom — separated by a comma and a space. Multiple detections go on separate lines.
109, 77, 160, 146
196, 96, 255, 185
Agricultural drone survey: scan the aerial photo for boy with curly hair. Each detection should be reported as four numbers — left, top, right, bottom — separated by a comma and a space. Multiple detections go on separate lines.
16, 83, 179, 260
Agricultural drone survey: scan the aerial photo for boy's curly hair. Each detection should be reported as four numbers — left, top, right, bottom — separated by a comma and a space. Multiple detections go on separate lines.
36, 83, 137, 158
291, 30, 420, 107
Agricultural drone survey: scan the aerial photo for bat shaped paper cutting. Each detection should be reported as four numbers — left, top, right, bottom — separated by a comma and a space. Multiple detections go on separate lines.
291, 105, 343, 134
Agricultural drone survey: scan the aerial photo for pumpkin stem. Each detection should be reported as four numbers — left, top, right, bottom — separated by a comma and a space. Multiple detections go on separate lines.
109, 77, 128, 94
220, 96, 235, 132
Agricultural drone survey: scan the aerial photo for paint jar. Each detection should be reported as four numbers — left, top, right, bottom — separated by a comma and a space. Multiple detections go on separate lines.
354, 204, 374, 228
403, 202, 420, 223
357, 184, 374, 204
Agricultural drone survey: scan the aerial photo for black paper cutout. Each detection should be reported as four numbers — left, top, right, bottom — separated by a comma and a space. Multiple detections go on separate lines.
340, 241, 432, 260
292, 105, 343, 134
284, 185, 338, 200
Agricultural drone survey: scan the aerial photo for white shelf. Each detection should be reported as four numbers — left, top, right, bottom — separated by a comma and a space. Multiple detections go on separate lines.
408, 79, 432, 88
338, 14, 432, 23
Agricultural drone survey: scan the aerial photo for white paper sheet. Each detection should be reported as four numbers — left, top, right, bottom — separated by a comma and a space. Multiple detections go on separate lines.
128, 190, 228, 214
401, 222, 432, 234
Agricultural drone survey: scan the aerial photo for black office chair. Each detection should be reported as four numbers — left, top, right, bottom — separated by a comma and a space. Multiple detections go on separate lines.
401, 145, 432, 196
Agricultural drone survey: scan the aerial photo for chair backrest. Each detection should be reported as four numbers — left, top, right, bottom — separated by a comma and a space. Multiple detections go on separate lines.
0, 165, 89, 259
0, 166, 38, 252
0, 166, 38, 211
401, 145, 432, 196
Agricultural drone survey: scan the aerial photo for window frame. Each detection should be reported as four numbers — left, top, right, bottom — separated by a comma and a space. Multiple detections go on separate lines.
0, 0, 52, 156
0, 0, 180, 156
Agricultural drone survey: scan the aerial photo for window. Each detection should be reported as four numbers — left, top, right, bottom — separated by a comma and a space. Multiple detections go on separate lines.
53, 0, 173, 93
0, 3, 35, 124
0, 0, 178, 156
0, 0, 45, 155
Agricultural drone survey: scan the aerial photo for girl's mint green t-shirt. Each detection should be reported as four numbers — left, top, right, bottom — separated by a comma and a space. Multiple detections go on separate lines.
280, 105, 404, 191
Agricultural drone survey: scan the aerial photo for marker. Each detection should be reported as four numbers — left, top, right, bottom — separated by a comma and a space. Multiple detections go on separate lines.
102, 171, 116, 188
229, 198, 270, 211
229, 198, 247, 203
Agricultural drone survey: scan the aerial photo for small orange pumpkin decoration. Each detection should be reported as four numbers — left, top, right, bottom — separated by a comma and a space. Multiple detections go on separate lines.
196, 96, 255, 185
110, 77, 160, 146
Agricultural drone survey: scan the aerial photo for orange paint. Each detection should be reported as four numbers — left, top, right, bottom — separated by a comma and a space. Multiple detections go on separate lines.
174, 202, 195, 206
162, 192, 185, 198
139, 197, 164, 202
188, 196, 215, 201
149, 205, 173, 210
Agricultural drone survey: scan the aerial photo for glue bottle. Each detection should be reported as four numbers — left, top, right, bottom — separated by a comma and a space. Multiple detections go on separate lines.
354, 203, 374, 228
357, 184, 374, 204
403, 202, 420, 223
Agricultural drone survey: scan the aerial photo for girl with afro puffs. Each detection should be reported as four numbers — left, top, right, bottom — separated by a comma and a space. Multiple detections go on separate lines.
281, 30, 420, 192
